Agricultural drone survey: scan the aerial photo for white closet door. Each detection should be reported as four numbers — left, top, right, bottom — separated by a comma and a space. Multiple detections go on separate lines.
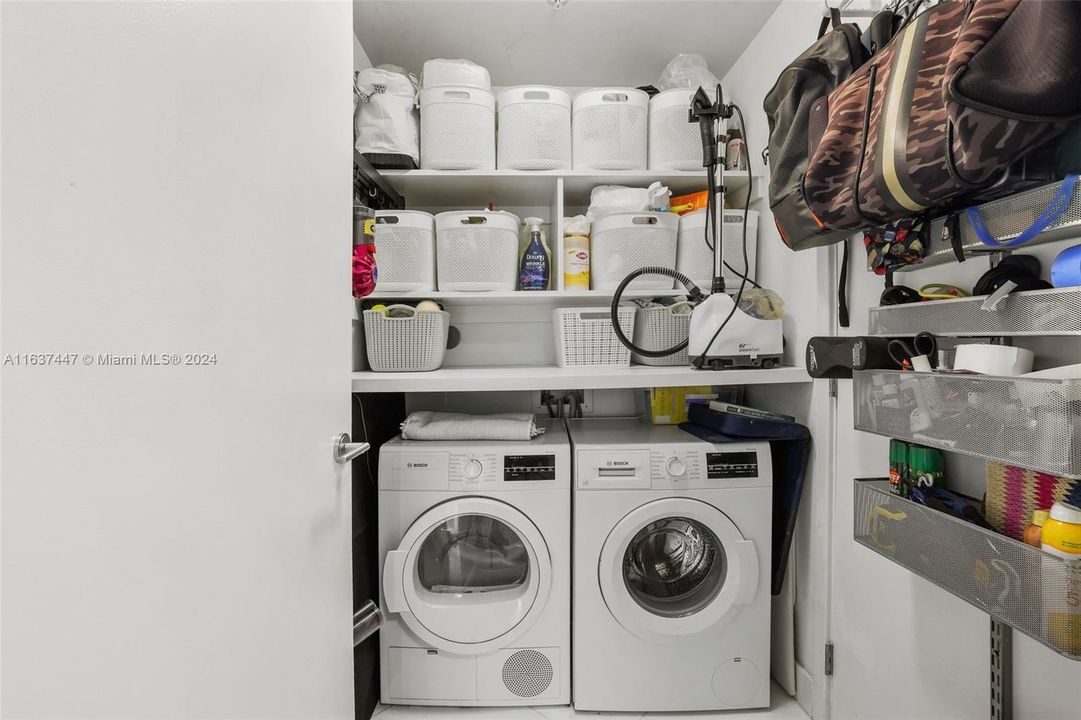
1, 2, 354, 718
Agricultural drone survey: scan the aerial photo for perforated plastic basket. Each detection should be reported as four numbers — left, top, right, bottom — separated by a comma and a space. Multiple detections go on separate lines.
553, 306, 636, 368
435, 210, 520, 291
648, 89, 700, 171
420, 86, 496, 170
362, 310, 450, 372
590, 212, 678, 292
497, 86, 571, 170
373, 210, 436, 292
677, 209, 759, 292
631, 304, 692, 366
572, 88, 648, 170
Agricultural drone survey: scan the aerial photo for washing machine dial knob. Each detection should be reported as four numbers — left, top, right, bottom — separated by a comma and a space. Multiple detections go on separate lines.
666, 456, 687, 477
464, 459, 484, 480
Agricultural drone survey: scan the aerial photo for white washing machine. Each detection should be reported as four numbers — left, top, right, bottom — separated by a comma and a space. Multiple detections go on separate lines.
377, 419, 570, 706
568, 418, 772, 712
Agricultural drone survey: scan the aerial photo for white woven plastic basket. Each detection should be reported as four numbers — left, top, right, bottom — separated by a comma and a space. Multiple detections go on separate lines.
435, 210, 520, 291
572, 88, 648, 170
553, 306, 636, 368
631, 303, 692, 366
648, 89, 700, 171
498, 86, 571, 170
373, 210, 436, 292
362, 309, 449, 372
677, 209, 759, 292
591, 212, 679, 291
419, 86, 495, 170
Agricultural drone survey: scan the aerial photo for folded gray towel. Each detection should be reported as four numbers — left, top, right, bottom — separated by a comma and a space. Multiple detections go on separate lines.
400, 411, 543, 441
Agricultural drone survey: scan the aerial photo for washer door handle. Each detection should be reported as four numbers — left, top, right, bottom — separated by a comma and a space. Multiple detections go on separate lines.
382, 550, 408, 614
733, 540, 759, 606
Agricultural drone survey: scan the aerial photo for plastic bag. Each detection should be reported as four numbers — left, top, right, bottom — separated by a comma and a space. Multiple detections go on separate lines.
563, 215, 591, 236
355, 65, 420, 164
421, 58, 491, 90
657, 54, 721, 101
737, 288, 785, 320
586, 183, 671, 220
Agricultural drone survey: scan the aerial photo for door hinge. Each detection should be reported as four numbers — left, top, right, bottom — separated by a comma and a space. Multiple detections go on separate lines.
828, 377, 838, 398
824, 642, 834, 676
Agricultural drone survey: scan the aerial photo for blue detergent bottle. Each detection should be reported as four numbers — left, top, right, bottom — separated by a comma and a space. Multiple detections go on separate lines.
519, 219, 550, 291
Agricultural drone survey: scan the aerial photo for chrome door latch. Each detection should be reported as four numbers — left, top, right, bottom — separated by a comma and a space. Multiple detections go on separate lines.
334, 433, 370, 464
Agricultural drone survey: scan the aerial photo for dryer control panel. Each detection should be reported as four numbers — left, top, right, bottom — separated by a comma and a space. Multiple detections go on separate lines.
577, 444, 769, 490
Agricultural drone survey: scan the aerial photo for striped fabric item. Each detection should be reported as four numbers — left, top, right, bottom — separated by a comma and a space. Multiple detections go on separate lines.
985, 462, 1080, 540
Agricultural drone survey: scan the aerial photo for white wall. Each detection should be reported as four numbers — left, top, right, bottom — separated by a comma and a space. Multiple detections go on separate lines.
355, 32, 372, 71
726, 1, 1081, 718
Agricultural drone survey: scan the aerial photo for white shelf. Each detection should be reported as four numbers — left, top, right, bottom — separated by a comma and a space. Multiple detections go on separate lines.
378, 169, 759, 208
351, 364, 809, 393
363, 288, 686, 306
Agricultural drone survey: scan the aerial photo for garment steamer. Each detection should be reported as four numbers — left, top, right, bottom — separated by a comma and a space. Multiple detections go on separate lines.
610, 85, 783, 369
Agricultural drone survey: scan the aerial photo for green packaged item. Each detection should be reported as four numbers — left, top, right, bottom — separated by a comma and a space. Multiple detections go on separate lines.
889, 439, 909, 497
907, 445, 945, 494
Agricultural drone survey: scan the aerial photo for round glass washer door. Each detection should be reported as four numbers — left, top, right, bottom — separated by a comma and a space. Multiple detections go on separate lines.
383, 497, 551, 654
598, 497, 759, 644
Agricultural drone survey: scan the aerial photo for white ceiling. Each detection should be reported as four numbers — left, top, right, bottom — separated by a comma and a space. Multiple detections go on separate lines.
354, 0, 783, 88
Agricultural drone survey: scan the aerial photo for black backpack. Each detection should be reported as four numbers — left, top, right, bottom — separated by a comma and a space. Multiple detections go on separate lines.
763, 9, 870, 251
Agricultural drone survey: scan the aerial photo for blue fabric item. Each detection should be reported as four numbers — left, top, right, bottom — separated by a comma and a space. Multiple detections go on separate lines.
968, 174, 1078, 248
681, 404, 811, 596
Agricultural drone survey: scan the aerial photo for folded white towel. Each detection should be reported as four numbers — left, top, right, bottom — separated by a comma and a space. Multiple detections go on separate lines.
400, 411, 544, 441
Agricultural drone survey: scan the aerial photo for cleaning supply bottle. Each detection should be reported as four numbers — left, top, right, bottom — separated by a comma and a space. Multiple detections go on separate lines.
1041, 501, 1081, 655
1023, 509, 1050, 547
519, 218, 550, 291
563, 215, 591, 290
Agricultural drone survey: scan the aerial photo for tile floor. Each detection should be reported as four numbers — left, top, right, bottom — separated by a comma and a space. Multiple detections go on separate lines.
372, 682, 807, 719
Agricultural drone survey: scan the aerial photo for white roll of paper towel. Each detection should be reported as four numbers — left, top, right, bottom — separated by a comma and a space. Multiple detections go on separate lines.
953, 344, 1034, 376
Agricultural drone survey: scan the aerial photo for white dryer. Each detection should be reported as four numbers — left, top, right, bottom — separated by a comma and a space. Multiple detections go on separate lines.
377, 419, 570, 706
567, 418, 772, 712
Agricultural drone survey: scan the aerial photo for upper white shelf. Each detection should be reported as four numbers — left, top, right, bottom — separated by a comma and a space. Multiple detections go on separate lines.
351, 364, 809, 393
363, 288, 686, 306
378, 169, 760, 208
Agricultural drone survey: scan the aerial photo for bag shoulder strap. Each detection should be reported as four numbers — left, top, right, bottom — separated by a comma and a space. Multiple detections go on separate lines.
818, 6, 842, 38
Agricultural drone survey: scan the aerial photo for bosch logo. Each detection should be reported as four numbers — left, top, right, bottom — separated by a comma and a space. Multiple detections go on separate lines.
607, 460, 629, 466
407, 462, 428, 469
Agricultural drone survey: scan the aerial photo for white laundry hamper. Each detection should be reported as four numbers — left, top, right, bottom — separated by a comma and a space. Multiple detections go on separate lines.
572, 88, 648, 170
553, 306, 636, 368
435, 210, 520, 291
677, 209, 759, 293
648, 89, 702, 171
420, 86, 496, 170
362, 309, 450, 372
373, 210, 436, 292
497, 86, 571, 170
590, 212, 679, 292
631, 303, 693, 366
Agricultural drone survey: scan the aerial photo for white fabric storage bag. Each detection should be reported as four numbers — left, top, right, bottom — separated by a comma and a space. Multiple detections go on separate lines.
572, 88, 648, 170
497, 86, 571, 170
590, 211, 678, 291
373, 210, 436, 292
677, 209, 759, 293
649, 89, 701, 171
354, 67, 420, 163
420, 87, 496, 170
435, 210, 520, 291
421, 59, 491, 90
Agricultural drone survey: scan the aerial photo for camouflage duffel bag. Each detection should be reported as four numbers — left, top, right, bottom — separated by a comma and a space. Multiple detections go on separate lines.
802, 0, 1081, 232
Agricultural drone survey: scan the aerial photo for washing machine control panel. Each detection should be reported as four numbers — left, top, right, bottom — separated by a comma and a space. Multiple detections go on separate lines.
448, 453, 499, 484
504, 454, 557, 482
649, 450, 703, 484
706, 450, 760, 479
649, 446, 765, 488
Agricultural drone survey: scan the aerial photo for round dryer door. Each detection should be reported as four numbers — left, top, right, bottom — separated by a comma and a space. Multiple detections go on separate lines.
598, 497, 759, 645
382, 497, 552, 654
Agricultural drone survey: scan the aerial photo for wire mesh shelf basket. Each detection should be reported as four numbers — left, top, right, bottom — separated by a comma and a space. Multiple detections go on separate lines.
868, 287, 1081, 337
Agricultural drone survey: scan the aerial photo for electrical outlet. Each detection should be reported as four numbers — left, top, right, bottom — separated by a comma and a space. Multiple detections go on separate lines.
534, 390, 593, 415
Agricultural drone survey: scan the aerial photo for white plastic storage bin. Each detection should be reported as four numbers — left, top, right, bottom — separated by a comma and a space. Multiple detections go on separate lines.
677, 209, 759, 293
420, 87, 496, 170
632, 303, 692, 366
553, 306, 636, 368
435, 210, 520, 291
373, 210, 436, 292
362, 309, 450, 372
497, 86, 571, 170
648, 89, 701, 171
590, 211, 679, 291
572, 88, 648, 170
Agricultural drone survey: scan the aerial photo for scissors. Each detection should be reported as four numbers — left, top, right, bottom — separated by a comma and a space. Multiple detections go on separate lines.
888, 332, 937, 370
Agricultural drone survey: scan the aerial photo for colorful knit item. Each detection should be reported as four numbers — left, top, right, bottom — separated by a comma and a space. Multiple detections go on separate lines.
985, 462, 1080, 540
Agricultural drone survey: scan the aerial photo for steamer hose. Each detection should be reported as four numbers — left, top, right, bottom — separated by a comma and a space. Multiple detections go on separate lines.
609, 267, 704, 358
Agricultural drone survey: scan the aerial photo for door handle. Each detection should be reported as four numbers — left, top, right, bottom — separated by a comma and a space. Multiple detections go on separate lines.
353, 599, 383, 646
334, 433, 370, 464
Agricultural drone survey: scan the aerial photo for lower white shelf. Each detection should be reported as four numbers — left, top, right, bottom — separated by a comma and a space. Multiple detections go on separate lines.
351, 364, 809, 393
